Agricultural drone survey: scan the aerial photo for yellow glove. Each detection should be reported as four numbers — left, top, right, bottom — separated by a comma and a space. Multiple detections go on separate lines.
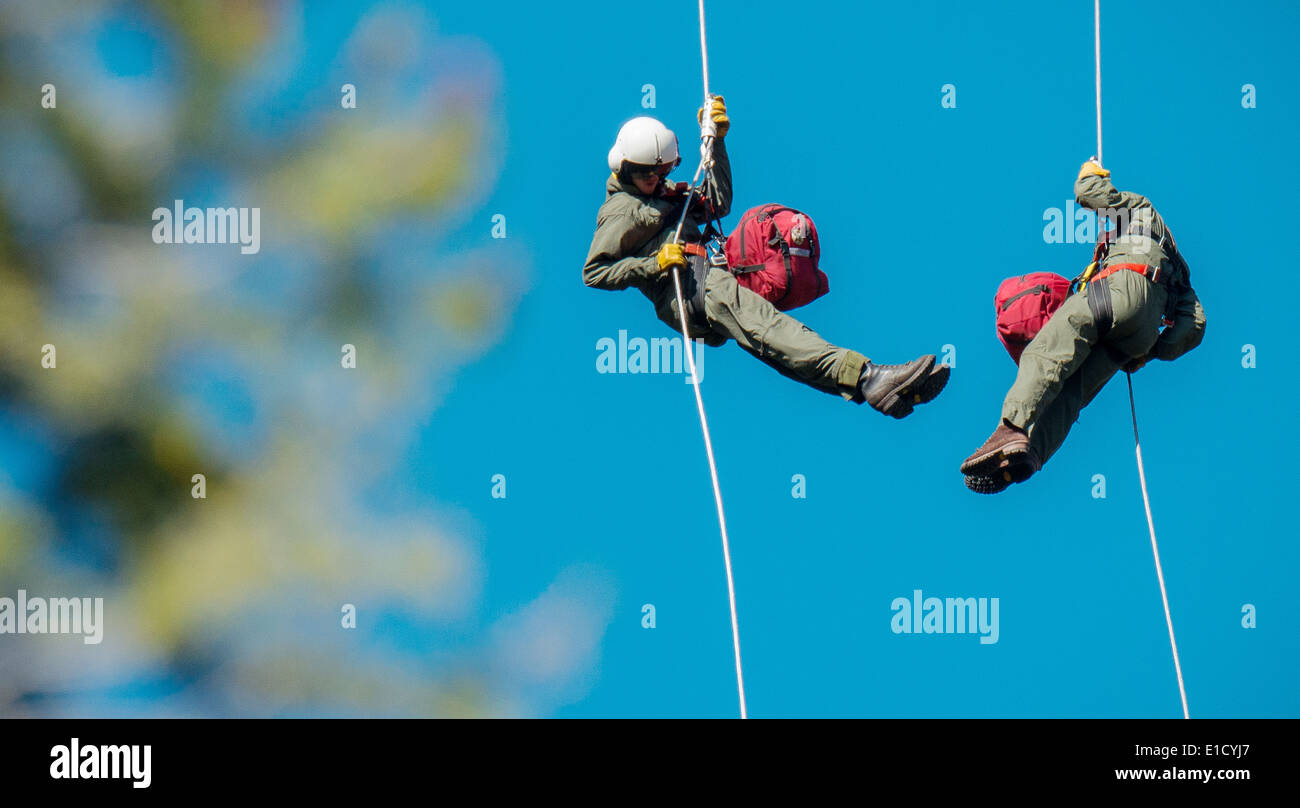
697, 94, 729, 138
1078, 159, 1110, 181
656, 242, 686, 273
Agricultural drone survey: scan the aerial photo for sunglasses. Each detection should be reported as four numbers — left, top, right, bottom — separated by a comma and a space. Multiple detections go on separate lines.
626, 161, 677, 180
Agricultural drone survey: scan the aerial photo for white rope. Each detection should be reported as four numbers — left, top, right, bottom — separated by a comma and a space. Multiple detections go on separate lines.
1127, 376, 1189, 718
1094, 0, 1103, 165
698, 0, 711, 115
1096, 3, 1186, 719
667, 0, 747, 719
669, 270, 746, 720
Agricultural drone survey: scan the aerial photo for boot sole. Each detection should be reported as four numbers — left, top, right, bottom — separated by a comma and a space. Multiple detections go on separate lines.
965, 455, 1038, 494
1002, 454, 1039, 484
878, 356, 936, 419
965, 472, 1010, 494
911, 364, 950, 406
959, 437, 1031, 476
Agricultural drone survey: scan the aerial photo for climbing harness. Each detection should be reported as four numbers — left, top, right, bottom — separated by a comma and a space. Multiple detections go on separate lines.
680, 242, 711, 327
1093, 0, 1190, 719
1074, 210, 1182, 329
667, 0, 748, 720
1073, 226, 1116, 291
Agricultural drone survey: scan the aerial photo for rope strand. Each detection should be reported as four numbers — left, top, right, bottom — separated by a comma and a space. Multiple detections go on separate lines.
1094, 0, 1103, 164
668, 0, 747, 719
1127, 375, 1190, 719
1099, 3, 1186, 719
670, 267, 746, 719
698, 0, 710, 107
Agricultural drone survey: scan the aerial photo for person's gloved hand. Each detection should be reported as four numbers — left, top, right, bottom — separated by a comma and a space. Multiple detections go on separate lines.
1123, 354, 1149, 373
1078, 157, 1110, 181
656, 242, 687, 274
698, 94, 729, 138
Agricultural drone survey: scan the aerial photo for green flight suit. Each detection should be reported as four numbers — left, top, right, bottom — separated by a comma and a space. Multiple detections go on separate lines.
583, 137, 866, 399
1003, 173, 1207, 464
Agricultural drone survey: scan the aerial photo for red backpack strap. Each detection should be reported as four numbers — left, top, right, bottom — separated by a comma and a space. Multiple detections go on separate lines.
999, 282, 1052, 312
769, 224, 795, 306
734, 207, 762, 260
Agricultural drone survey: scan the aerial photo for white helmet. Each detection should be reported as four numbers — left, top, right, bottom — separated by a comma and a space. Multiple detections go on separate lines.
607, 116, 680, 173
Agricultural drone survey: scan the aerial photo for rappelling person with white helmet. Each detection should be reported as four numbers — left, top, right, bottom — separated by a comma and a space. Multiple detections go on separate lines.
583, 96, 950, 416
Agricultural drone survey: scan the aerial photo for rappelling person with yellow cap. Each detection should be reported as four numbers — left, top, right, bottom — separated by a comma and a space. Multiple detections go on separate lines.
583, 95, 949, 417
960, 159, 1207, 493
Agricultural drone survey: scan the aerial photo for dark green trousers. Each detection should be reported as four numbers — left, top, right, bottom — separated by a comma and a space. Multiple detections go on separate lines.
654, 266, 865, 400
1002, 270, 1167, 464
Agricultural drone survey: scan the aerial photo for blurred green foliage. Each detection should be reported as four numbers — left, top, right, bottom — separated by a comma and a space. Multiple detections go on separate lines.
0, 0, 545, 717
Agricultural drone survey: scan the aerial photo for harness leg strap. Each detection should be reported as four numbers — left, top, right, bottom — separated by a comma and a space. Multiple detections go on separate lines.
1086, 278, 1114, 340
683, 252, 711, 329
1085, 277, 1132, 364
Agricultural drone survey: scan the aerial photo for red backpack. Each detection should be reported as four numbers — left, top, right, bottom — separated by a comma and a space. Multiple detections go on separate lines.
724, 204, 829, 310
995, 272, 1072, 363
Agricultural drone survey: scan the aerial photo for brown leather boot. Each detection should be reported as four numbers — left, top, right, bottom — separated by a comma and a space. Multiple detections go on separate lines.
857, 355, 936, 418
960, 420, 1033, 476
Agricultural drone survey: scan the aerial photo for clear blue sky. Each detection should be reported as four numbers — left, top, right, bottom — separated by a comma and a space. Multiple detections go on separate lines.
419, 0, 1298, 717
